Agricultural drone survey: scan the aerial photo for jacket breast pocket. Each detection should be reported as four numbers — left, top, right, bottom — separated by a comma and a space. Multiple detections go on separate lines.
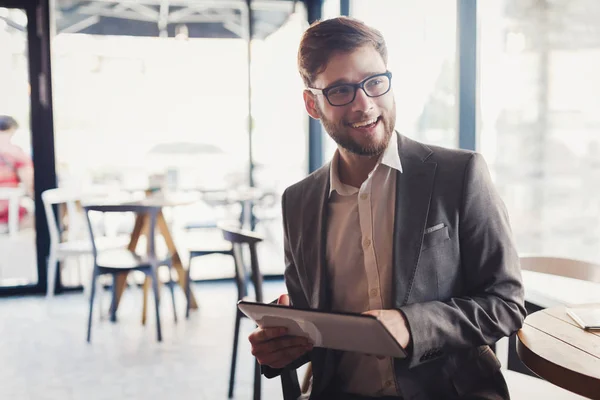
422, 225, 450, 250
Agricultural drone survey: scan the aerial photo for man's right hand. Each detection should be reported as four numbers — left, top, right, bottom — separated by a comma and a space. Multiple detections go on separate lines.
248, 294, 313, 369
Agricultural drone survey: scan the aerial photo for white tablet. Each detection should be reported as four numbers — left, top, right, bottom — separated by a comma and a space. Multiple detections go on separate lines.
238, 300, 407, 358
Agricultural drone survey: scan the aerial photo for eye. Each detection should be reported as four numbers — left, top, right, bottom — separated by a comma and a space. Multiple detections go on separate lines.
328, 85, 353, 97
366, 78, 384, 88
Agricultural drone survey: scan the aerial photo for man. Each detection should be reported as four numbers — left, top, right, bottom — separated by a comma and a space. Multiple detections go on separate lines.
0, 116, 33, 227
249, 17, 526, 400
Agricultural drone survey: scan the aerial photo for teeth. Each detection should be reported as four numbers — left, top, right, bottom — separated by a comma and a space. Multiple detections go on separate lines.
351, 118, 378, 128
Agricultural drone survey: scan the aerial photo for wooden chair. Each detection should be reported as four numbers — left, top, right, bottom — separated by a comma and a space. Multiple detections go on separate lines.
216, 222, 308, 400
519, 255, 600, 283
187, 224, 264, 400
83, 204, 177, 342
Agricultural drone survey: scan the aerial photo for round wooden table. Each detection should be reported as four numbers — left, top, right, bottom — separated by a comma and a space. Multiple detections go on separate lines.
516, 304, 600, 399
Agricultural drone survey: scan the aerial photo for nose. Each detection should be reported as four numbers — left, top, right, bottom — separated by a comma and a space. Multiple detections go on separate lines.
350, 87, 374, 112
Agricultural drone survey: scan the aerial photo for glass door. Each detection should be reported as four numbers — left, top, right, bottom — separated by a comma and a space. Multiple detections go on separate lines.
0, 5, 38, 288
0, 0, 55, 296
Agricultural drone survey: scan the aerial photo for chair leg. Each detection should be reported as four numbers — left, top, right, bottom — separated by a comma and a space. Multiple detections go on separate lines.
150, 267, 162, 342
185, 267, 191, 319
254, 358, 261, 400
167, 267, 177, 323
228, 311, 243, 398
109, 275, 119, 323
46, 249, 58, 297
76, 255, 84, 292
86, 270, 98, 343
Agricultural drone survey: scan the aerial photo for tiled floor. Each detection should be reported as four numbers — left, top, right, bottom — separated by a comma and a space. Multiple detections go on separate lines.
0, 279, 298, 400
2, 278, 586, 400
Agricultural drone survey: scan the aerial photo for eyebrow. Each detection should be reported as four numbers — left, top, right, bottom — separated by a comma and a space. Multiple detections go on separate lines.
324, 71, 386, 88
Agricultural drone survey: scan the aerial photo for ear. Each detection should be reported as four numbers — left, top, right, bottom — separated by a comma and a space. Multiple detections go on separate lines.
303, 90, 321, 120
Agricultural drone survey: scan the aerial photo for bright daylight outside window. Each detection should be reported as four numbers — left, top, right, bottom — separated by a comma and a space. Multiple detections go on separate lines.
51, 1, 308, 281
322, 0, 458, 160
479, 0, 600, 262
0, 7, 38, 288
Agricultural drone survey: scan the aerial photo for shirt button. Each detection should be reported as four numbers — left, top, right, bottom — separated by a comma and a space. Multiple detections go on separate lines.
385, 380, 394, 387
370, 288, 379, 298
360, 193, 368, 200
363, 238, 371, 248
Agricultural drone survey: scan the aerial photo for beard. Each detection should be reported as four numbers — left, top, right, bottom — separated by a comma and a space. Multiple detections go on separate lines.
316, 100, 396, 157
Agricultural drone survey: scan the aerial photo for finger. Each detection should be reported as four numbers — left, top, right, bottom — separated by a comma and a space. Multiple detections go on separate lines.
277, 294, 290, 306
248, 326, 287, 344
362, 310, 381, 318
258, 344, 312, 369
251, 335, 311, 356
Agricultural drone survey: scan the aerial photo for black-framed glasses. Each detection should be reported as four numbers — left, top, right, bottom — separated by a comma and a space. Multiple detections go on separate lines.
307, 71, 392, 107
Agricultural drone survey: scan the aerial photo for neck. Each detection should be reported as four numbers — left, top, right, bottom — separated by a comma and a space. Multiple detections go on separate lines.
336, 148, 380, 188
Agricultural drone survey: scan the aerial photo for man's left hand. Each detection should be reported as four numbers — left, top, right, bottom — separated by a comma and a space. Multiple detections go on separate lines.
363, 309, 411, 349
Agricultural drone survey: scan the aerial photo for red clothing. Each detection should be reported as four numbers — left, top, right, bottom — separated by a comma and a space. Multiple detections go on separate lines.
0, 141, 32, 224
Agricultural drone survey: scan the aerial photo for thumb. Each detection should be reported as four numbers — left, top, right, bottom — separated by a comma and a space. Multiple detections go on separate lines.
362, 310, 381, 318
277, 294, 290, 306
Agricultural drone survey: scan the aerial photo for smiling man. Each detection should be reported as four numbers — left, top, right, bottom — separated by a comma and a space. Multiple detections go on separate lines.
248, 17, 526, 400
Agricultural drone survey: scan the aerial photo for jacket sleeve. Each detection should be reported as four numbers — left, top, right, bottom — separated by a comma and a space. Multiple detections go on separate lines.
400, 152, 527, 368
262, 188, 311, 378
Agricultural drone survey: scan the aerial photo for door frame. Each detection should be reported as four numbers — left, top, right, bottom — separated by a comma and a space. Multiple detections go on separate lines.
0, 0, 56, 296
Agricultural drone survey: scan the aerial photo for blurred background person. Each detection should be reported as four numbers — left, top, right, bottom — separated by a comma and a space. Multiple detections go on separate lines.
0, 115, 34, 229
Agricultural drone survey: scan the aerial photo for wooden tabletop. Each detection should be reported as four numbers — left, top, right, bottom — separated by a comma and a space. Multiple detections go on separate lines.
516, 304, 600, 399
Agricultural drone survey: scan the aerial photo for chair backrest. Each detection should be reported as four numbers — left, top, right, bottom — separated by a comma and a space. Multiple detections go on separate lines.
220, 224, 264, 303
519, 255, 600, 284
41, 188, 83, 246
83, 204, 160, 259
0, 187, 25, 237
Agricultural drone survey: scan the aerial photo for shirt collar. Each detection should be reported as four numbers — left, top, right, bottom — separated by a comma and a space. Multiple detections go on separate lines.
329, 132, 403, 197
380, 131, 403, 173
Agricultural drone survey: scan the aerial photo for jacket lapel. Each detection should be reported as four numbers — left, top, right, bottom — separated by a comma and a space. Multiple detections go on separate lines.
300, 165, 339, 397
300, 164, 332, 310
392, 134, 437, 307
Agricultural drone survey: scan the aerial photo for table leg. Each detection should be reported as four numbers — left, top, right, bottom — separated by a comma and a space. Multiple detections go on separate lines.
141, 276, 151, 325
109, 214, 146, 321
156, 211, 198, 310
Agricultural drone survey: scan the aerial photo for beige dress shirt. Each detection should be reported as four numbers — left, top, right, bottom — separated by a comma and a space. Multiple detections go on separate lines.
325, 132, 403, 396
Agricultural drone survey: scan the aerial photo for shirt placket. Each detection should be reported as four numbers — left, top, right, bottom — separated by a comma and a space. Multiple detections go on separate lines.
358, 168, 392, 392
357, 173, 382, 311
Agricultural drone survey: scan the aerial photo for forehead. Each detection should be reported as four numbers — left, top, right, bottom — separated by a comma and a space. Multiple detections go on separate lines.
313, 45, 387, 88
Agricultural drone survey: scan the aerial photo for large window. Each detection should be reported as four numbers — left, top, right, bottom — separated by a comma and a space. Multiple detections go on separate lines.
51, 1, 307, 281
479, 0, 600, 261
51, 30, 250, 194
250, 1, 308, 274
322, 0, 458, 159
0, 7, 38, 288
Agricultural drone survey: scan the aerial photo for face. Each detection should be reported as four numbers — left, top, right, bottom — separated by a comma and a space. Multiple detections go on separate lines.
0, 129, 16, 140
303, 45, 396, 156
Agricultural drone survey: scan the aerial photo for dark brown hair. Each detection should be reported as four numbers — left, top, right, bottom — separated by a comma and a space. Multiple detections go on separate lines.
297, 16, 388, 87
0, 115, 19, 132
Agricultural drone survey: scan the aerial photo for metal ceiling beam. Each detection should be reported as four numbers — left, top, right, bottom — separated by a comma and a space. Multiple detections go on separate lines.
76, 7, 157, 22
127, 3, 160, 20
158, 0, 169, 36
60, 15, 101, 33
166, 4, 213, 22
79, 0, 295, 11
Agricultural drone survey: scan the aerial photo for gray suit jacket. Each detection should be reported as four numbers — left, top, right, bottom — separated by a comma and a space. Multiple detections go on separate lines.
267, 134, 526, 399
